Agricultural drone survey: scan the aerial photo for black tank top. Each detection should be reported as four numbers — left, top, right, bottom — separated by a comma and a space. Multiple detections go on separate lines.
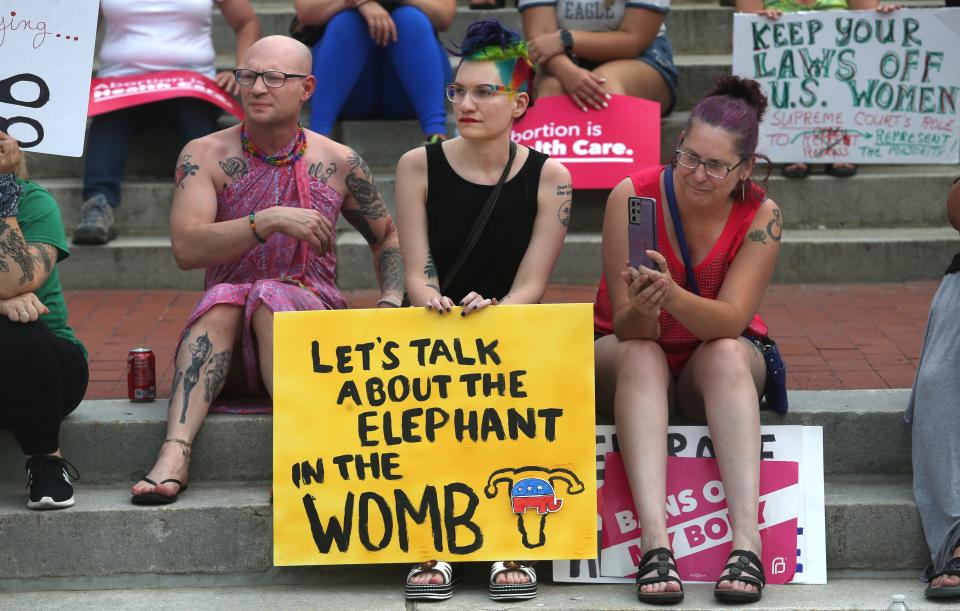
425, 142, 547, 303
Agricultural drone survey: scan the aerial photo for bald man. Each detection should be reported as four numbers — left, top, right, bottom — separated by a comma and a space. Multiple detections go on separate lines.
131, 36, 404, 505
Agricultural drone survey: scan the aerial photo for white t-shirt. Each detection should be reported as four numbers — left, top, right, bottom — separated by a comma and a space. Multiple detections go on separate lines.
98, 0, 223, 78
518, 0, 669, 37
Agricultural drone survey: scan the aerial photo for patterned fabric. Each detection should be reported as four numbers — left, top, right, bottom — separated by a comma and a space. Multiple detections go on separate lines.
764, 0, 848, 12
594, 165, 768, 377
178, 136, 346, 394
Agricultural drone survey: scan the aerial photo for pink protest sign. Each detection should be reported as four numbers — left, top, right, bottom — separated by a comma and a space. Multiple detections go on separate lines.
89, 71, 244, 120
511, 95, 660, 189
600, 453, 799, 584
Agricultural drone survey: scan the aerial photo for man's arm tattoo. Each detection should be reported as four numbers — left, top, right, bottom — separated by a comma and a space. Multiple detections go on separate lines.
175, 154, 199, 190
377, 246, 405, 295
766, 208, 782, 242
0, 217, 35, 284
558, 200, 572, 228
26, 243, 56, 281
345, 150, 388, 220
308, 161, 336, 184
219, 157, 249, 183
341, 209, 378, 246
203, 349, 232, 403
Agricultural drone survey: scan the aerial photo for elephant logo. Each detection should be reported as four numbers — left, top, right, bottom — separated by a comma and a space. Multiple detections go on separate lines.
485, 466, 585, 549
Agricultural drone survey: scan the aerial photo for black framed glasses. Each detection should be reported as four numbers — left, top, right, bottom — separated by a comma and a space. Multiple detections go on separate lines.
233, 69, 308, 88
675, 149, 747, 179
445, 83, 516, 104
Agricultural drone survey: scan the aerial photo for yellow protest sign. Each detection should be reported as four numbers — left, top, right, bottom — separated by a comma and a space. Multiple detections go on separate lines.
273, 304, 597, 565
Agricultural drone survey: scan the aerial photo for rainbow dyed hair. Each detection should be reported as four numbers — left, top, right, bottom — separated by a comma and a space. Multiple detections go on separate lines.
452, 18, 536, 107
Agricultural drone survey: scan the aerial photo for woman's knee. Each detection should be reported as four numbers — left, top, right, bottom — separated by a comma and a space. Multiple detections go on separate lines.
690, 338, 753, 382
535, 74, 564, 97
324, 8, 369, 36
614, 339, 670, 383
391, 5, 432, 34
194, 304, 243, 333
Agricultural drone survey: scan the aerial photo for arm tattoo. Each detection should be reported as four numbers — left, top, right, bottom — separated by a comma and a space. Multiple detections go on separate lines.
341, 209, 378, 246
556, 183, 572, 197
558, 200, 572, 228
766, 208, 782, 242
308, 161, 336, 184
424, 252, 438, 280
0, 217, 35, 284
748, 229, 767, 244
28, 242, 55, 276
203, 349, 232, 403
175, 154, 199, 190
377, 246, 405, 296
345, 151, 388, 220
219, 157, 249, 182
177, 332, 213, 424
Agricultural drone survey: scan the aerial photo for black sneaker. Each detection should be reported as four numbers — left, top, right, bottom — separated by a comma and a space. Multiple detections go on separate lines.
73, 193, 117, 245
25, 455, 80, 510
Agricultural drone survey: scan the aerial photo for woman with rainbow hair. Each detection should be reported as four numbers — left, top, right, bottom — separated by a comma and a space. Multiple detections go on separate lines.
394, 18, 572, 602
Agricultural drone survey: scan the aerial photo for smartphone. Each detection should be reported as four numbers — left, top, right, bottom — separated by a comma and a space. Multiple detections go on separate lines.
628, 196, 657, 270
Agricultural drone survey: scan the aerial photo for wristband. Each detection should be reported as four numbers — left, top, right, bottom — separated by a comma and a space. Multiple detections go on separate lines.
377, 298, 401, 308
249, 211, 266, 244
0, 174, 21, 218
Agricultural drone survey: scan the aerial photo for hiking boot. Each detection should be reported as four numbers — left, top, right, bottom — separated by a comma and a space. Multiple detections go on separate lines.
73, 194, 117, 245
25, 455, 80, 510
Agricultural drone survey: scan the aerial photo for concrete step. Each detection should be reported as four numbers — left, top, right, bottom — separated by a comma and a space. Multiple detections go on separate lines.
55, 226, 959, 290
0, 391, 912, 486
0, 578, 943, 609
0, 476, 926, 584
44, 164, 956, 237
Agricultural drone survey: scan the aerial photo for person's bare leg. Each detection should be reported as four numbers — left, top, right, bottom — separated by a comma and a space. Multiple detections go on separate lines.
533, 73, 565, 98
130, 304, 241, 499
593, 60, 672, 110
677, 338, 765, 593
252, 304, 274, 397
596, 334, 679, 595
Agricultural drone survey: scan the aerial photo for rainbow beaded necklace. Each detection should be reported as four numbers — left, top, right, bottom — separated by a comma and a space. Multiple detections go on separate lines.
240, 122, 307, 167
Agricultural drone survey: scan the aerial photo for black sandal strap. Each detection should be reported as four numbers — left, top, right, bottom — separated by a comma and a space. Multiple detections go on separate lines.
717, 549, 766, 588
636, 575, 683, 587
934, 557, 960, 579
639, 547, 675, 567
635, 547, 682, 591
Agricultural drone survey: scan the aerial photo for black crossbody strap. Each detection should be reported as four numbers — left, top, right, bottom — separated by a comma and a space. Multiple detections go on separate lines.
440, 140, 517, 294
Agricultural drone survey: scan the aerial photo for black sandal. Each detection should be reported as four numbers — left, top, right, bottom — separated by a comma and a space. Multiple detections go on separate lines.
635, 547, 684, 604
926, 557, 960, 600
714, 549, 766, 603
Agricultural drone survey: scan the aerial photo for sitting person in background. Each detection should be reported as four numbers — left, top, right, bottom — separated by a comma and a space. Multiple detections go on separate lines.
295, 0, 455, 145
908, 177, 960, 601
396, 18, 571, 602
736, 0, 899, 178
520, 0, 677, 114
594, 76, 781, 604
130, 36, 404, 505
0, 132, 89, 510
74, 0, 260, 245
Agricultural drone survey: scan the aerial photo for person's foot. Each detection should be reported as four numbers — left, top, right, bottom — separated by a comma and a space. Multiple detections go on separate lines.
493, 562, 533, 585
73, 193, 117, 245
782, 162, 811, 179
637, 551, 682, 595
130, 439, 191, 501
931, 546, 960, 590
825, 162, 858, 177
716, 536, 763, 595
408, 565, 445, 585
25, 454, 80, 510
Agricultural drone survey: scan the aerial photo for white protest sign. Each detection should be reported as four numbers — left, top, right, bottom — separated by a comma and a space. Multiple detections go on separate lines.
553, 425, 826, 585
733, 8, 960, 164
0, 1, 99, 156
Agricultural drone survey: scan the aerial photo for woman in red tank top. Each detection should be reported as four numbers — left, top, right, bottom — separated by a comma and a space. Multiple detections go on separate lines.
594, 76, 782, 604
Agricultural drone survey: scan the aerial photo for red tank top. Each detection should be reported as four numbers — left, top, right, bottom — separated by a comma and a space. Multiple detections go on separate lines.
594, 165, 769, 376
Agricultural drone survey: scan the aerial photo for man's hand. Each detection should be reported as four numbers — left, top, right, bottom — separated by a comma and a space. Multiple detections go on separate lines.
358, 2, 397, 46
0, 292, 47, 323
0, 132, 22, 175
215, 70, 241, 96
258, 207, 335, 255
527, 31, 565, 66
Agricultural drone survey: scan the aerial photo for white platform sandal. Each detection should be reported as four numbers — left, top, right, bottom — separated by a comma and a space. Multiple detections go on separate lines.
405, 560, 454, 601
489, 561, 537, 601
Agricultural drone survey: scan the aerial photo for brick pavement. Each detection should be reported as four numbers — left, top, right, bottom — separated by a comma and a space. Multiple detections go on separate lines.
67, 281, 940, 400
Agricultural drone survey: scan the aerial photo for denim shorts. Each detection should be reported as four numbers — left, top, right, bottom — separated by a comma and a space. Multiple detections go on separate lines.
575, 34, 679, 116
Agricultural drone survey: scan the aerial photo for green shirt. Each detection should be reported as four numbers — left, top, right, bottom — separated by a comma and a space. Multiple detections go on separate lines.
14, 180, 88, 360
764, 0, 848, 11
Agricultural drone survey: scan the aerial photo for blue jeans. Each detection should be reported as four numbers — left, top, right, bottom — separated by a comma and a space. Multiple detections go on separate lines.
82, 98, 221, 207
309, 6, 451, 136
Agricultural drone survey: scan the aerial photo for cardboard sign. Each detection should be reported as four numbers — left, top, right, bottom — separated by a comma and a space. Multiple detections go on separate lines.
273, 304, 598, 566
733, 9, 960, 164
553, 425, 827, 585
601, 454, 799, 584
511, 94, 661, 189
0, 0, 99, 156
89, 71, 244, 120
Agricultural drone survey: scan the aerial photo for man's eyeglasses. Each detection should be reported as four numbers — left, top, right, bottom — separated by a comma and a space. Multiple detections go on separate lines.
233, 69, 308, 88
675, 149, 747, 179
445, 83, 516, 104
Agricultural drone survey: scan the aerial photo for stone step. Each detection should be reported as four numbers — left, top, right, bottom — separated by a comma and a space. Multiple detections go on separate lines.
0, 476, 926, 585
0, 578, 943, 608
54, 226, 959, 290
0, 391, 912, 486
43, 164, 956, 237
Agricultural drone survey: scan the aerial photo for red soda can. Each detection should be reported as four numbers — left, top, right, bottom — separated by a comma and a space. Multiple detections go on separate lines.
127, 347, 157, 402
